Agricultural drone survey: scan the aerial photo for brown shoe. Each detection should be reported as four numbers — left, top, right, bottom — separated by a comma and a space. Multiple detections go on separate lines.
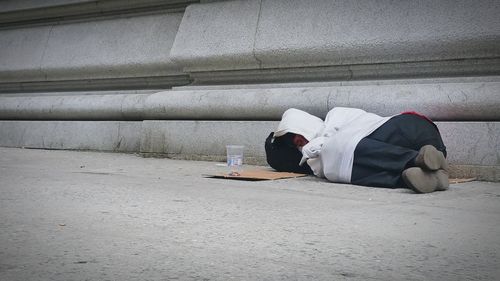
414, 145, 449, 171
402, 167, 449, 193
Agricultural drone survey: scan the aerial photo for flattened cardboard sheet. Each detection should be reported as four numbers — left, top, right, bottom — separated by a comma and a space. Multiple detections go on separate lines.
449, 177, 476, 184
205, 169, 307, 181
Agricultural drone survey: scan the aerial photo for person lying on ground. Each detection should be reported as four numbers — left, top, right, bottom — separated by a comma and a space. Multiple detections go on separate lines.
265, 107, 449, 193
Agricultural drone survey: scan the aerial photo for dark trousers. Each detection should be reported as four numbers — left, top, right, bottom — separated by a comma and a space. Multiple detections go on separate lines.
351, 114, 447, 188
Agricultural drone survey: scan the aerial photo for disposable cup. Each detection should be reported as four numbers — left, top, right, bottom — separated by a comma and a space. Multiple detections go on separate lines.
226, 145, 244, 175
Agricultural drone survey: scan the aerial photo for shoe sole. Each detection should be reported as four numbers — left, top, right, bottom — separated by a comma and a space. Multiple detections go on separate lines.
435, 170, 450, 191
402, 167, 449, 193
416, 145, 449, 171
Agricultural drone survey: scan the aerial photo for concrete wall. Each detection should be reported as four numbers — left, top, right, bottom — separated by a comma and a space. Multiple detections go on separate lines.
3, 0, 498, 90
1, 80, 499, 121
0, 121, 142, 152
1, 119, 497, 181
0, 0, 192, 92
0, 13, 183, 82
0, 0, 499, 181
171, 0, 500, 76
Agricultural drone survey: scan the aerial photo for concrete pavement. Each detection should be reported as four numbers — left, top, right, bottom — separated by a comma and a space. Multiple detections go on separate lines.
0, 147, 499, 281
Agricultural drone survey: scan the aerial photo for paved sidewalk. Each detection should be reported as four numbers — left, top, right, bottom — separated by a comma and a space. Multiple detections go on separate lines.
0, 147, 499, 281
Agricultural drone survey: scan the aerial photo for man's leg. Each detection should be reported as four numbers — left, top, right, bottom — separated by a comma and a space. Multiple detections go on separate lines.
367, 114, 447, 156
351, 114, 448, 189
351, 138, 417, 188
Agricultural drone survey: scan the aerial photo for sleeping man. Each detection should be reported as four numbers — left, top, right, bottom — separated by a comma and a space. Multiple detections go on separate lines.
265, 107, 449, 193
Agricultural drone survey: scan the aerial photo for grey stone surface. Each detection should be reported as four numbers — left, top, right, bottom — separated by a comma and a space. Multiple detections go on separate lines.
0, 121, 142, 152
140, 120, 275, 164
1, 119, 498, 180
173, 76, 500, 91
0, 0, 195, 13
0, 25, 52, 82
325, 81, 500, 121
0, 89, 158, 97
0, 12, 184, 83
170, 0, 500, 72
1, 147, 499, 281
143, 88, 329, 120
170, 0, 261, 71
0, 75, 190, 93
0, 0, 499, 186
0, 0, 195, 24
255, 0, 500, 68
270, 121, 497, 167
139, 120, 500, 180
438, 122, 500, 167
187, 59, 500, 85
1, 80, 499, 121
0, 93, 149, 120
0, 0, 90, 12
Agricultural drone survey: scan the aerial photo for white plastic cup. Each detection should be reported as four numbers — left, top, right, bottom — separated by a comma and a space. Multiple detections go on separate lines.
226, 145, 244, 175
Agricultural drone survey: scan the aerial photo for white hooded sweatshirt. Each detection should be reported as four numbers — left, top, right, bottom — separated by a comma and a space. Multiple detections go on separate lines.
290, 107, 393, 183
273, 108, 325, 176
273, 108, 324, 141
274, 107, 392, 183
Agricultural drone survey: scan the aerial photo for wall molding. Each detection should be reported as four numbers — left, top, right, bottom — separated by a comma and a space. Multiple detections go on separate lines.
0, 0, 198, 28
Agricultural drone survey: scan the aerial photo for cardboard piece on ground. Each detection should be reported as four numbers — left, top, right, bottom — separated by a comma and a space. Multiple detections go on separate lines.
449, 177, 476, 184
207, 170, 475, 184
205, 169, 307, 181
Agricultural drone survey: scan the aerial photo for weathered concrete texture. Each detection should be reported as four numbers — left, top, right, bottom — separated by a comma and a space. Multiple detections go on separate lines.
143, 88, 329, 120
3, 119, 499, 170
140, 120, 276, 164
170, 0, 500, 71
438, 122, 500, 167
0, 93, 149, 120
437, 122, 500, 181
1, 119, 497, 180
1, 147, 499, 281
0, 75, 191, 93
0, 12, 184, 83
170, 0, 261, 71
187, 59, 500, 85
255, 0, 500, 68
173, 76, 500, 90
0, 89, 158, 97
0, 0, 91, 12
1, 80, 499, 121
325, 81, 500, 121
0, 121, 141, 152
139, 120, 500, 180
0, 0, 196, 25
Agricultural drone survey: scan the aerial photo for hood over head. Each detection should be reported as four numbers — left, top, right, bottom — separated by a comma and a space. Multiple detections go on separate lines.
273, 108, 324, 141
